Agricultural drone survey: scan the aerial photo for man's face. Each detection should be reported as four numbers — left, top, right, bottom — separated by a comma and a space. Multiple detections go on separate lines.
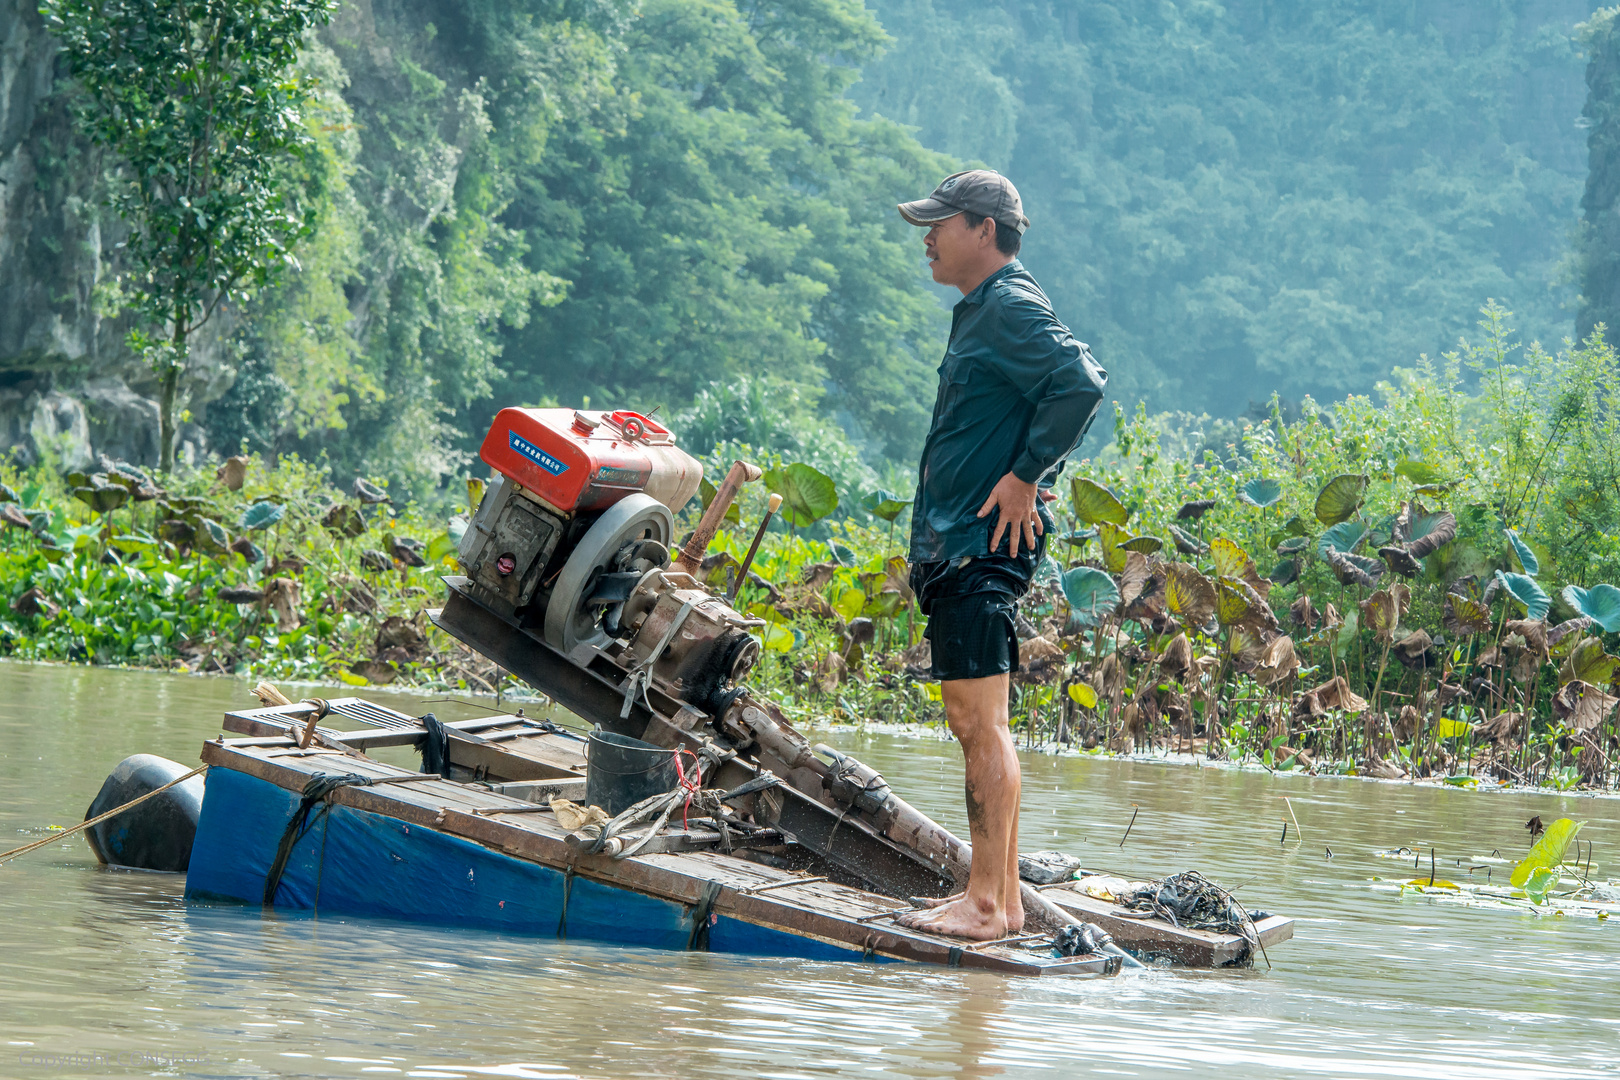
923, 213, 993, 289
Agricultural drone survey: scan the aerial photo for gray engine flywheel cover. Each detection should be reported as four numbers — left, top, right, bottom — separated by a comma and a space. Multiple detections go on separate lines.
544, 493, 674, 652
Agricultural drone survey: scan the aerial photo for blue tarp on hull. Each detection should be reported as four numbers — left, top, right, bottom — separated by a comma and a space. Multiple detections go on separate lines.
186, 766, 876, 964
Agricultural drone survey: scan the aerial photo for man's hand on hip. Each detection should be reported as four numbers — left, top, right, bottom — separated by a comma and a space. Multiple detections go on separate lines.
977, 472, 1046, 557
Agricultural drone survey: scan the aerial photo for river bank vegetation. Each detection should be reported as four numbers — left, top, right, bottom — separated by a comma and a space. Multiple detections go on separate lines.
5, 306, 1620, 793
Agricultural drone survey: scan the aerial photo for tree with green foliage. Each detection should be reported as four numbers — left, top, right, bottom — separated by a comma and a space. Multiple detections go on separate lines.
495, 0, 950, 463
41, 0, 339, 470
1579, 6, 1620, 342
854, 0, 1589, 416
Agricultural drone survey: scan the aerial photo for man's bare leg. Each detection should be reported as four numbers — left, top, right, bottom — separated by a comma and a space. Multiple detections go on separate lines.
898, 674, 1023, 939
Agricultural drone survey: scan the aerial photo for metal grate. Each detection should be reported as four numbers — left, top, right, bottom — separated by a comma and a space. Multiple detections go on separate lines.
327, 697, 418, 730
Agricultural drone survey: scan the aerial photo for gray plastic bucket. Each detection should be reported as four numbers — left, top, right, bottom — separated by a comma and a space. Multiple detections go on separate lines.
585, 730, 678, 816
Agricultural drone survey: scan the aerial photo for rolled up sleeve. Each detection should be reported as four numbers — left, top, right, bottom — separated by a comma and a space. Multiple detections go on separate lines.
992, 289, 1109, 485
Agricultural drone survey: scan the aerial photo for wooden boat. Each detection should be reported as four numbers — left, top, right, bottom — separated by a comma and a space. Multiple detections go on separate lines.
185, 696, 1291, 975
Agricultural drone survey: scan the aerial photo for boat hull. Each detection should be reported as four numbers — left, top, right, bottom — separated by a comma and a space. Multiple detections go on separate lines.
187, 765, 876, 964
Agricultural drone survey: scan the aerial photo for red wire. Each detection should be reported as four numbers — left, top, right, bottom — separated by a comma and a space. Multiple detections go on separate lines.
672, 748, 701, 830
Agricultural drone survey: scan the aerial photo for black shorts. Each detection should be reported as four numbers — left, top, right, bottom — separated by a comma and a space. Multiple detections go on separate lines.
923, 590, 1020, 681
910, 543, 1043, 682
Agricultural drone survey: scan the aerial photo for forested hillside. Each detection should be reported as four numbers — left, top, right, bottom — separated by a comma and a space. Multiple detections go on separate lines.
854, 0, 1594, 414
0, 0, 1605, 489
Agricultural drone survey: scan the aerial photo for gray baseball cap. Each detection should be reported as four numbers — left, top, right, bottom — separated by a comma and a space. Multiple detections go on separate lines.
897, 170, 1029, 234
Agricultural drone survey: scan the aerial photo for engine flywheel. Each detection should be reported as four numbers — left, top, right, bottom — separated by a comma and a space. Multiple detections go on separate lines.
543, 494, 673, 652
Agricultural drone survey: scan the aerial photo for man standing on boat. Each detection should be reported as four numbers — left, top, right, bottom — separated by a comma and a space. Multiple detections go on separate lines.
895, 171, 1107, 941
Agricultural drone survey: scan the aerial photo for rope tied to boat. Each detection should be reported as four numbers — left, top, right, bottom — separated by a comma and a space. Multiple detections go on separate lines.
0, 764, 208, 867
263, 772, 381, 905
260, 770, 438, 905
418, 712, 451, 777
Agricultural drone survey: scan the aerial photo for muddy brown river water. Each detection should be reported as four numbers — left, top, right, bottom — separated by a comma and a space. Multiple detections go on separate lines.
1, 661, 1617, 1078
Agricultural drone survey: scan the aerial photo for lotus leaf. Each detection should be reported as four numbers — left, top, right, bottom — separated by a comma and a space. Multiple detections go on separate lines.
1444, 594, 1493, 636
1119, 535, 1163, 555
228, 538, 264, 564
863, 592, 904, 619
0, 483, 17, 503
1552, 680, 1617, 732
197, 519, 231, 552
1210, 537, 1251, 579
1505, 528, 1539, 576
860, 489, 912, 523
1071, 477, 1129, 525
1433, 716, 1471, 739
760, 623, 795, 653
1098, 521, 1130, 573
1495, 570, 1550, 621
73, 484, 127, 515
1061, 527, 1098, 546
1280, 515, 1310, 538
241, 500, 285, 531
1269, 558, 1299, 585
1406, 511, 1457, 558
1378, 546, 1422, 577
390, 535, 427, 568
467, 477, 486, 515
1317, 521, 1368, 558
426, 533, 459, 563
1511, 817, 1584, 888
1313, 473, 1368, 525
1176, 499, 1216, 520
767, 462, 838, 528
1562, 584, 1620, 633
1275, 536, 1308, 555
1214, 576, 1256, 625
1238, 477, 1283, 508
1165, 563, 1216, 626
1548, 617, 1594, 658
1564, 638, 1619, 687
1117, 551, 1152, 607
1062, 566, 1120, 628
352, 477, 390, 504
323, 502, 368, 539
1360, 583, 1409, 644
157, 518, 195, 545
1170, 524, 1205, 555
1067, 682, 1099, 709
1522, 865, 1559, 905
1326, 548, 1383, 587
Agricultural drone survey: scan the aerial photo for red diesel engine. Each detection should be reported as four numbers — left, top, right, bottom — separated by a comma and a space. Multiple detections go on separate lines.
458, 408, 703, 640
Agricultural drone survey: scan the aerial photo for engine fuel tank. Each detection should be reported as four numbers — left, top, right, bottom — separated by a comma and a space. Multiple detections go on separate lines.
480, 407, 703, 514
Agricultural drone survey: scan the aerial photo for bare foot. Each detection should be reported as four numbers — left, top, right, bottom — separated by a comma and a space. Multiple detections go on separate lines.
917, 890, 1025, 933
896, 895, 1007, 941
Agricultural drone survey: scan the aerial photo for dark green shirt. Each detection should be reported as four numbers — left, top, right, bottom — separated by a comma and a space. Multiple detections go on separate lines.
910, 260, 1107, 564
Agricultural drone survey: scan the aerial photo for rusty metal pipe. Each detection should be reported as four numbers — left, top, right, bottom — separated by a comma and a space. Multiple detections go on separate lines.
675, 459, 760, 575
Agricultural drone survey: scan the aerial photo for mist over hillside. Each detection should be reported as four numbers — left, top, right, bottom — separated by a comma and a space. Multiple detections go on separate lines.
0, 0, 1607, 485
853, 0, 1596, 416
